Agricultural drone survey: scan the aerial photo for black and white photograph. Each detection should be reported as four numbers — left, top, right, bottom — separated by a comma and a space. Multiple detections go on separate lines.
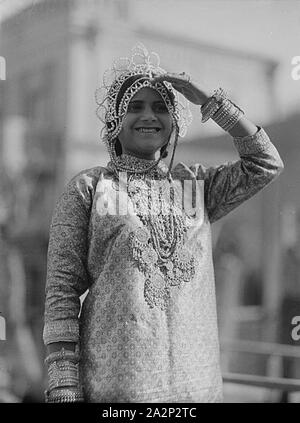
0, 0, 299, 408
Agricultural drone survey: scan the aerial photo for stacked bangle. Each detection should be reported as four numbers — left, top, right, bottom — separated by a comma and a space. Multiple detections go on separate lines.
45, 387, 84, 403
201, 88, 227, 122
211, 99, 244, 132
48, 360, 80, 390
45, 346, 84, 403
201, 87, 245, 132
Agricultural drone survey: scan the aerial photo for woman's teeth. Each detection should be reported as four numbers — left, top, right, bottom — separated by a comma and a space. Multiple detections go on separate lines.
136, 128, 160, 133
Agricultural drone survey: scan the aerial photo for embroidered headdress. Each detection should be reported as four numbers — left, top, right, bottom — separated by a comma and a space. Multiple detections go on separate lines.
95, 43, 193, 174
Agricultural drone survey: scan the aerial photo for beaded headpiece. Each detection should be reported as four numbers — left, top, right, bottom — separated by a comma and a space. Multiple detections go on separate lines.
95, 43, 193, 174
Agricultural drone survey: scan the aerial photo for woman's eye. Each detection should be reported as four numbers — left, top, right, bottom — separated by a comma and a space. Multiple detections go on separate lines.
154, 103, 168, 113
127, 102, 168, 113
127, 103, 143, 112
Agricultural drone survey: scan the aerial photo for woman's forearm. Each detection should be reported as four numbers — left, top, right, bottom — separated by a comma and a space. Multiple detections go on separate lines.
198, 87, 259, 138
227, 115, 258, 138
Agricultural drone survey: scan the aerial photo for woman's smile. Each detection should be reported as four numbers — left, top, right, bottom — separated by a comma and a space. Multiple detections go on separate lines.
134, 126, 162, 135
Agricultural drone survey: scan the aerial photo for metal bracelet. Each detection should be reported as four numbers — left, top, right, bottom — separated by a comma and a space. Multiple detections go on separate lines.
211, 101, 233, 124
200, 87, 228, 123
48, 360, 80, 390
201, 98, 221, 122
213, 107, 244, 132
45, 388, 84, 403
210, 97, 245, 132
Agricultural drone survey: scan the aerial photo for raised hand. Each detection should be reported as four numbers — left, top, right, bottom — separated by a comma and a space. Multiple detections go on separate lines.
150, 72, 210, 106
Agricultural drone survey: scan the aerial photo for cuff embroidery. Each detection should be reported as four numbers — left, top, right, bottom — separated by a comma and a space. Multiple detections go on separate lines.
43, 319, 79, 345
233, 127, 271, 155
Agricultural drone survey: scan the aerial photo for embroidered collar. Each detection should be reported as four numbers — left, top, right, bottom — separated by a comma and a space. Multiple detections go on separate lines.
107, 153, 169, 177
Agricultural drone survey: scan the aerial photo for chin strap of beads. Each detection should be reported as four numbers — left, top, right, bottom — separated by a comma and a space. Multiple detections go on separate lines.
44, 346, 84, 403
201, 87, 245, 132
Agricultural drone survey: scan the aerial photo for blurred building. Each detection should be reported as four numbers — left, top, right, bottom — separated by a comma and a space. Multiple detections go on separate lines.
0, 0, 280, 174
0, 0, 298, 398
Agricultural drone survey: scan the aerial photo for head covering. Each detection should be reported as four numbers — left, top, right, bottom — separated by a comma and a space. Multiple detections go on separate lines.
95, 43, 193, 175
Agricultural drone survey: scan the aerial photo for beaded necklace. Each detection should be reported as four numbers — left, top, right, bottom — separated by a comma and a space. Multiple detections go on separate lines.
107, 154, 196, 311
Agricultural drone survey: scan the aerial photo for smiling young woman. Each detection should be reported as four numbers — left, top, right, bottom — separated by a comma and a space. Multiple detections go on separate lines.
118, 87, 173, 160
43, 44, 284, 403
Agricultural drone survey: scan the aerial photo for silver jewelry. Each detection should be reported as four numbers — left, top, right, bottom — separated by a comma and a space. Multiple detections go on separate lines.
45, 346, 82, 399
211, 99, 244, 131
200, 87, 244, 131
108, 154, 197, 311
200, 87, 227, 122
45, 387, 84, 403
48, 360, 80, 390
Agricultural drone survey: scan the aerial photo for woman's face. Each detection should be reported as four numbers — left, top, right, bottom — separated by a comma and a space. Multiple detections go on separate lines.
118, 87, 173, 160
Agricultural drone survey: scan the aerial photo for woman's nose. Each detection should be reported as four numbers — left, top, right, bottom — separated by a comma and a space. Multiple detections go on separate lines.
140, 104, 157, 120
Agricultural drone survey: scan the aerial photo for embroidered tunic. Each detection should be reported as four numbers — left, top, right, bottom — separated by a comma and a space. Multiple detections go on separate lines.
43, 127, 283, 402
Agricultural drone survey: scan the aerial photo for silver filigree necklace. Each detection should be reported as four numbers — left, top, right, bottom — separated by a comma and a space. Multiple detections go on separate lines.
107, 154, 196, 311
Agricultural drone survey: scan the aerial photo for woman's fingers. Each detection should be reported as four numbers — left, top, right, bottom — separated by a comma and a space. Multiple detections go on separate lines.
177, 72, 192, 83
151, 72, 192, 85
150, 72, 208, 105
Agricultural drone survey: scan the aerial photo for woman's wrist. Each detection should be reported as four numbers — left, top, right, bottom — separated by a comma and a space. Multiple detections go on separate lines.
198, 90, 210, 105
200, 87, 245, 132
45, 344, 83, 402
227, 116, 258, 138
47, 341, 76, 354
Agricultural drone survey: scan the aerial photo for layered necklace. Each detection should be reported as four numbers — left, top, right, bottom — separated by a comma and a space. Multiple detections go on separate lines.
107, 154, 196, 311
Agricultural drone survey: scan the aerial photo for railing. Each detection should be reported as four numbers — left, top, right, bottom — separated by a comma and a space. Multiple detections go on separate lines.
221, 338, 300, 402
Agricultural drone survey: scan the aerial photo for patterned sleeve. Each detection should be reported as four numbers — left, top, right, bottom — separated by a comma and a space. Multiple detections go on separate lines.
190, 127, 284, 223
43, 169, 98, 345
